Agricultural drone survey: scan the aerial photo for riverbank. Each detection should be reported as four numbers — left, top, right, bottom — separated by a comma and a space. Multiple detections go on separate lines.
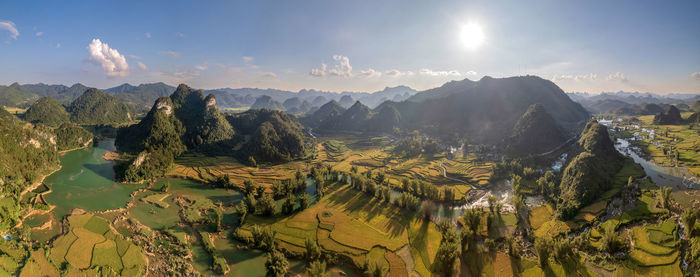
58, 138, 94, 156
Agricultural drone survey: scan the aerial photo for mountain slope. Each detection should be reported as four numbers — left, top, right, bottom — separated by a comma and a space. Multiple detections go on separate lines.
0, 83, 37, 107
104, 82, 175, 112
507, 104, 566, 156
251, 95, 284, 111
557, 119, 624, 219
68, 88, 133, 125
0, 108, 59, 230
24, 97, 70, 127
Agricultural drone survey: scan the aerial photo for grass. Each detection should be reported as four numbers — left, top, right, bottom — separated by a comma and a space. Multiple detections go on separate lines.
46, 214, 147, 275
66, 228, 106, 269
142, 193, 171, 208
529, 204, 554, 230
91, 240, 123, 270
121, 244, 147, 269
627, 220, 680, 271
407, 219, 441, 277
48, 231, 77, 264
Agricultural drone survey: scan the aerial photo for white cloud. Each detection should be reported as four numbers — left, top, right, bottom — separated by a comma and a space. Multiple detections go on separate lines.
465, 71, 477, 76
35, 31, 43, 37
419, 68, 461, 77
128, 54, 141, 60
145, 32, 151, 39
175, 32, 185, 38
691, 72, 700, 80
87, 39, 130, 77
0, 21, 19, 39
311, 55, 353, 78
384, 69, 414, 77
137, 62, 147, 71
328, 55, 352, 77
262, 72, 277, 78
242, 56, 254, 63
310, 63, 327, 77
158, 50, 181, 58
606, 72, 628, 82
358, 68, 381, 78
553, 73, 597, 82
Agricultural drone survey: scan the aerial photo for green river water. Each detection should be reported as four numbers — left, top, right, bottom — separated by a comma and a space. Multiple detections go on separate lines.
43, 139, 145, 219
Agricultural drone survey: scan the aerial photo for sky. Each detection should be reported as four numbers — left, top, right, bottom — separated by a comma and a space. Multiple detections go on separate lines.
0, 0, 699, 94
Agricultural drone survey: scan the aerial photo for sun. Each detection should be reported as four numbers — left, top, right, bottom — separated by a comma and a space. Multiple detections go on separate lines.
460, 23, 485, 50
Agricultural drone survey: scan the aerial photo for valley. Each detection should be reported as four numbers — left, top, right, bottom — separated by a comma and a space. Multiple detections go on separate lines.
1, 76, 698, 276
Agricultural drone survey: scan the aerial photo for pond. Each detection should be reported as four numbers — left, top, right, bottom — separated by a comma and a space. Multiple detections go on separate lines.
43, 139, 145, 219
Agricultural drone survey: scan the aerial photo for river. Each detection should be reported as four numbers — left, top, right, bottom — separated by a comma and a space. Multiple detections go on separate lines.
43, 139, 145, 219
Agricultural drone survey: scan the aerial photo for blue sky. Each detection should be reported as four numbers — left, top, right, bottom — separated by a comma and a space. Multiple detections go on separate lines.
0, 0, 699, 93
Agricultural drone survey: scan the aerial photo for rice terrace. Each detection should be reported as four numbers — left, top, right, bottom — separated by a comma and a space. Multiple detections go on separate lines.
1, 1, 699, 276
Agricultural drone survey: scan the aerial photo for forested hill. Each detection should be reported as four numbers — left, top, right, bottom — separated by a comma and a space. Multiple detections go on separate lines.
557, 119, 624, 218
68, 88, 133, 125
306, 75, 590, 143
506, 103, 566, 156
116, 84, 310, 182
0, 108, 60, 230
23, 97, 71, 127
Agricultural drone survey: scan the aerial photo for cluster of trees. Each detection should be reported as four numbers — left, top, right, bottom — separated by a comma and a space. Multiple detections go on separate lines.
235, 177, 312, 223
392, 131, 423, 158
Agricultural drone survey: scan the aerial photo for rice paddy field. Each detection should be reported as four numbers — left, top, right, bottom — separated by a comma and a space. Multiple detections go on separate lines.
236, 181, 441, 276
169, 154, 308, 191
314, 135, 494, 199
626, 114, 700, 176
3, 213, 149, 276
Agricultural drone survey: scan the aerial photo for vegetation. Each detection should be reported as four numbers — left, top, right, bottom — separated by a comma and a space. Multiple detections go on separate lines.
68, 88, 133, 125
55, 123, 93, 151
23, 96, 70, 127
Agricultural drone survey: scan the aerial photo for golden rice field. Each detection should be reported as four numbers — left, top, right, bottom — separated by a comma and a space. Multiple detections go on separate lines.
239, 182, 439, 275
314, 137, 494, 200
168, 154, 308, 190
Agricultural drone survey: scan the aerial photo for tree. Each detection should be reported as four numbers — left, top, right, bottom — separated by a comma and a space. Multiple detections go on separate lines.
506, 236, 519, 257
462, 208, 482, 233
307, 260, 329, 277
299, 193, 311, 210
432, 223, 460, 276
265, 249, 288, 277
271, 181, 285, 199
244, 179, 257, 195
487, 195, 498, 213
261, 227, 277, 251
600, 225, 622, 254
305, 238, 321, 261
161, 181, 170, 192
282, 195, 297, 215
257, 193, 276, 216
682, 208, 698, 238
658, 187, 672, 210
235, 202, 248, 225
534, 238, 550, 268
214, 206, 223, 232
246, 193, 257, 214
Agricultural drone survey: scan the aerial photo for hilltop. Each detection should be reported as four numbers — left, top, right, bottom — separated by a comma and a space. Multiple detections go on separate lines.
68, 88, 133, 125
